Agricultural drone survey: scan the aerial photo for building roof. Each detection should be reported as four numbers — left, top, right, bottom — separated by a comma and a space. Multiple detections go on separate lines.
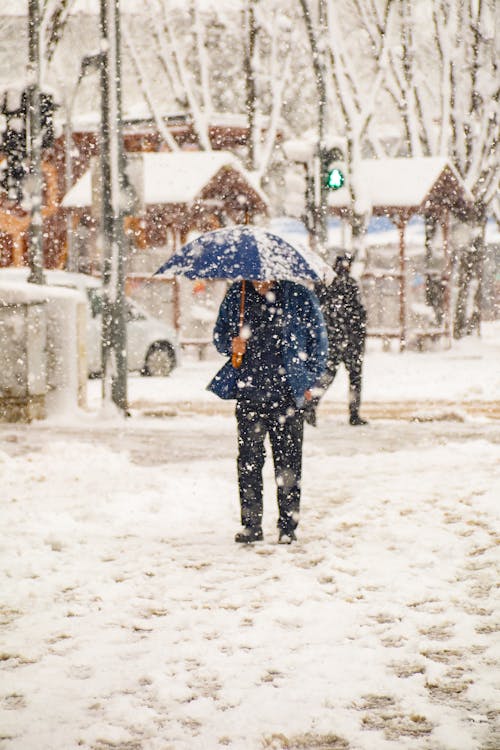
1, 0, 236, 15
62, 169, 92, 208
328, 157, 474, 217
62, 150, 268, 209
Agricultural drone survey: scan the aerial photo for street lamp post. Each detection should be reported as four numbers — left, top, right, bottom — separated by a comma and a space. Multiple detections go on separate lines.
27, 0, 45, 285
99, 0, 128, 414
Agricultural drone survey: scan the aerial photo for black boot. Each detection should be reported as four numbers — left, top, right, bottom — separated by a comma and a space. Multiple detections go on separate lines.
278, 529, 297, 544
349, 412, 368, 426
235, 526, 263, 543
303, 399, 318, 426
349, 386, 367, 425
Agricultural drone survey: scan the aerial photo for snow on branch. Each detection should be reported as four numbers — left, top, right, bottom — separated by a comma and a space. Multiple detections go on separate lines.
254, 23, 291, 182
153, 0, 212, 151
193, 1, 214, 117
122, 19, 179, 151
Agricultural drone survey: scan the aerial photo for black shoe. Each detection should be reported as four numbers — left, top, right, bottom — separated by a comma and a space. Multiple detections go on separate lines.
278, 529, 297, 544
304, 405, 317, 426
350, 414, 368, 426
235, 526, 263, 543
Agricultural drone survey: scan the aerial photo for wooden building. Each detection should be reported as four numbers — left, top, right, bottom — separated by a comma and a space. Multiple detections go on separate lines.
327, 158, 474, 350
0, 117, 268, 272
61, 147, 268, 344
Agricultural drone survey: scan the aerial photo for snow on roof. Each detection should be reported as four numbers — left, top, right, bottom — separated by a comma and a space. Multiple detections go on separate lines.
63, 169, 92, 208
328, 157, 473, 210
0, 280, 50, 305
63, 151, 268, 208
142, 151, 260, 204
1, 0, 239, 15
68, 110, 267, 132
0, 279, 85, 305
282, 139, 315, 163
208, 112, 272, 129
0, 267, 100, 292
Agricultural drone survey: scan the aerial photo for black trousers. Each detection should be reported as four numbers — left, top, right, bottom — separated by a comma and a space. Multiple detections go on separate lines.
313, 348, 364, 417
235, 397, 304, 533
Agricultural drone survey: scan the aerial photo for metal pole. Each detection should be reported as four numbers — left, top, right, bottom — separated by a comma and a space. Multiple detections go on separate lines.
64, 114, 76, 272
100, 0, 128, 413
27, 0, 45, 285
316, 0, 328, 252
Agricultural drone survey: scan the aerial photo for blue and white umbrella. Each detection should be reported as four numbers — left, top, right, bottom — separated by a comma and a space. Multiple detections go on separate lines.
155, 225, 330, 282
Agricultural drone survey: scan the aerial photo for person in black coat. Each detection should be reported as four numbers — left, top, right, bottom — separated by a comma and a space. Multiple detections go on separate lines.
304, 253, 368, 426
209, 280, 328, 544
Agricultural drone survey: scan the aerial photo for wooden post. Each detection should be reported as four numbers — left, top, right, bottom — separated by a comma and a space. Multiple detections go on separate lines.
172, 228, 183, 333
398, 217, 407, 352
0, 211, 30, 266
13, 234, 25, 266
442, 208, 452, 348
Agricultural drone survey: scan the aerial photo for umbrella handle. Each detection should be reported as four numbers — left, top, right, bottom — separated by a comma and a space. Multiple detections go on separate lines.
232, 351, 244, 368
231, 280, 246, 369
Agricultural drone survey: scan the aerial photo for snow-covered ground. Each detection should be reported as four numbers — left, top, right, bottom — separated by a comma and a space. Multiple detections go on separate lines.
109, 320, 500, 418
1, 324, 499, 750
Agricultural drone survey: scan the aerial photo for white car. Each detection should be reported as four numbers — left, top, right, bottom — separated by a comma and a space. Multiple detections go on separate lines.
85, 285, 179, 377
0, 268, 179, 377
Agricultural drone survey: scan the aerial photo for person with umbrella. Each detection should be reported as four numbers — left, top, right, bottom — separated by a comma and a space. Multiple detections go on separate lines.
208, 276, 327, 544
156, 225, 329, 545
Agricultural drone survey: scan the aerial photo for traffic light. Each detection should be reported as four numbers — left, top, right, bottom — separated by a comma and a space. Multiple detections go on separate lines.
321, 146, 346, 191
40, 92, 56, 149
0, 88, 28, 201
0, 88, 57, 202
325, 165, 345, 190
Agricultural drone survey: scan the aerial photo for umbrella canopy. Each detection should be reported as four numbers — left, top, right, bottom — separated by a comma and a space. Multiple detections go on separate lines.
154, 225, 331, 282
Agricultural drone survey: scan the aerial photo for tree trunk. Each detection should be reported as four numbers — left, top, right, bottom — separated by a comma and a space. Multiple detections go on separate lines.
453, 230, 484, 338
244, 0, 258, 171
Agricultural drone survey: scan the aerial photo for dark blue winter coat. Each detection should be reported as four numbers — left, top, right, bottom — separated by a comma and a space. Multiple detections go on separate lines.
207, 281, 328, 407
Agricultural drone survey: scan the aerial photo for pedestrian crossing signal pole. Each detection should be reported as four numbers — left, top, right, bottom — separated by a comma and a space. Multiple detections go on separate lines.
315, 0, 328, 254
99, 0, 128, 414
321, 146, 346, 193
297, 0, 328, 255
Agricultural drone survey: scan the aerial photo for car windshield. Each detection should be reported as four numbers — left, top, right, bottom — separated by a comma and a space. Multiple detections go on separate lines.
87, 289, 147, 322
87, 289, 103, 317
126, 302, 147, 322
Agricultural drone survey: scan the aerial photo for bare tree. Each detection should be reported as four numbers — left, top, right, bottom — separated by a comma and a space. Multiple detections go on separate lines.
243, 0, 258, 170
298, 0, 397, 255
248, 1, 293, 182
397, 0, 499, 336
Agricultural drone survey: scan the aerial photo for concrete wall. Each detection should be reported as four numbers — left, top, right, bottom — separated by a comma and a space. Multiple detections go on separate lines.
0, 298, 48, 421
0, 282, 87, 422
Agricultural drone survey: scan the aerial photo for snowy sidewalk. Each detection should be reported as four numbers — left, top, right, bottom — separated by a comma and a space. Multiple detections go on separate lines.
0, 326, 499, 750
1, 420, 499, 749
113, 323, 500, 422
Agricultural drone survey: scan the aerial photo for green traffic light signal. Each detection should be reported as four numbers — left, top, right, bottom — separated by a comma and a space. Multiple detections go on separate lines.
325, 167, 345, 190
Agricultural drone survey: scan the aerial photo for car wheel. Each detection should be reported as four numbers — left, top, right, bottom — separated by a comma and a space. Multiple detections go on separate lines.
143, 342, 176, 377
